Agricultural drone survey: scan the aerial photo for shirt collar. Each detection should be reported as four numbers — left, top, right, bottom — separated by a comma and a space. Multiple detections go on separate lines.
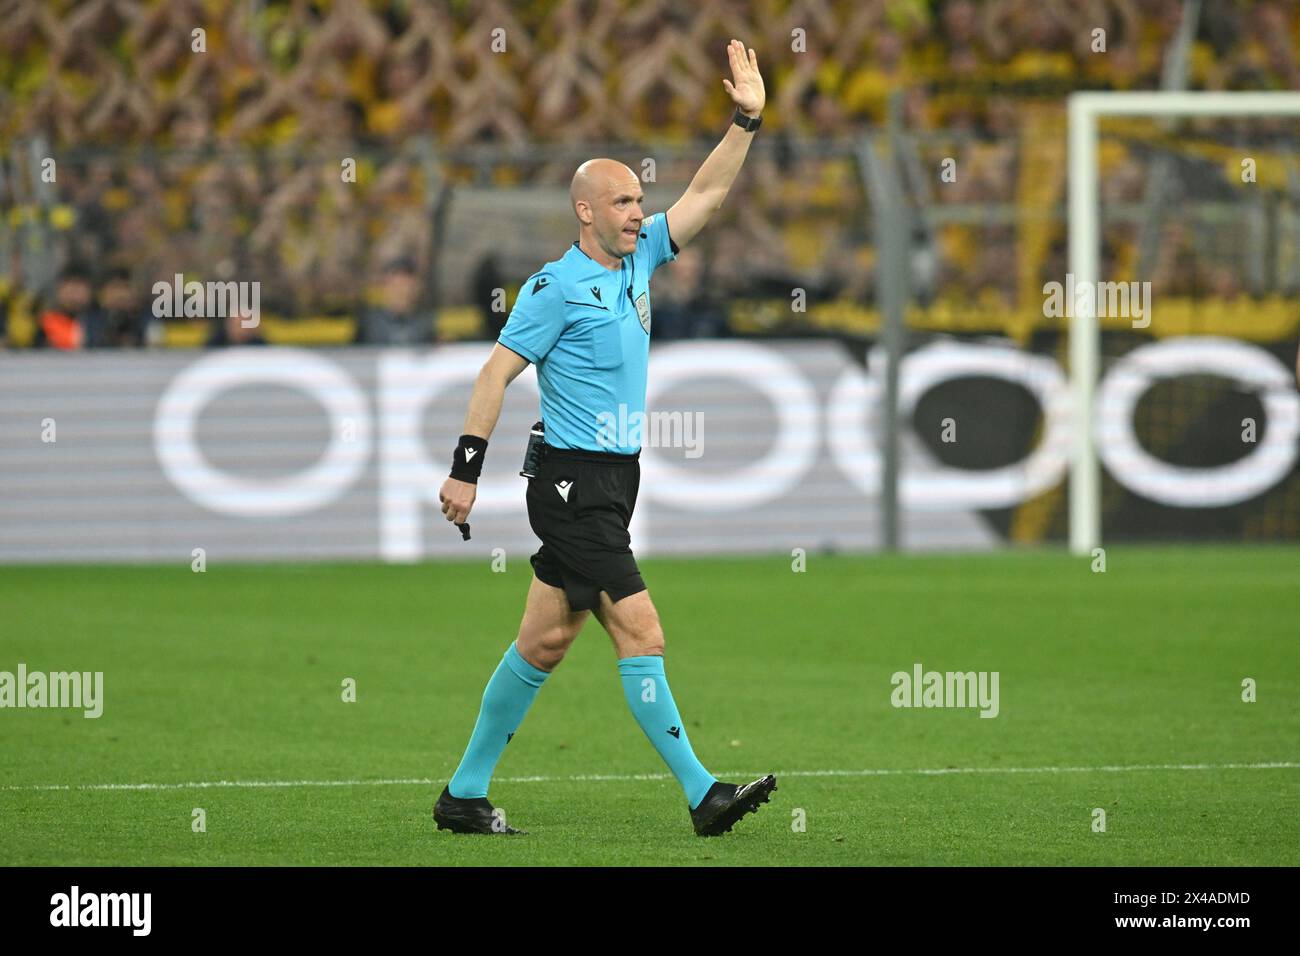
569, 241, 627, 273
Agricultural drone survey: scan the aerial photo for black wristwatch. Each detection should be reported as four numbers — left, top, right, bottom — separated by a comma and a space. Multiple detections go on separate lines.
733, 109, 762, 132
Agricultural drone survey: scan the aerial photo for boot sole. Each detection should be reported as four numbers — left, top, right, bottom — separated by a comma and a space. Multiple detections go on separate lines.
433, 809, 526, 835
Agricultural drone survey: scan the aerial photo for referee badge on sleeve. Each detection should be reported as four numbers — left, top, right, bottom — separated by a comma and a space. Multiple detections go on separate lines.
634, 291, 651, 334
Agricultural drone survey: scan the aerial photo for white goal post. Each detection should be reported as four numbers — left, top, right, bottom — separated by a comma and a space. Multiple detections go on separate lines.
1067, 91, 1300, 555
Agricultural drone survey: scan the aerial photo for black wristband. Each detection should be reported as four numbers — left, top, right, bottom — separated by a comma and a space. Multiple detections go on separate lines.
733, 109, 762, 132
450, 434, 488, 483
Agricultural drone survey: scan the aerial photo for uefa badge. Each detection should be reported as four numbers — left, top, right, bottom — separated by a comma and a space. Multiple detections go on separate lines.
634, 291, 651, 334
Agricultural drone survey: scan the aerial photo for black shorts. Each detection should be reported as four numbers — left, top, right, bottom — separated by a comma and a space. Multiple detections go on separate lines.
526, 444, 646, 612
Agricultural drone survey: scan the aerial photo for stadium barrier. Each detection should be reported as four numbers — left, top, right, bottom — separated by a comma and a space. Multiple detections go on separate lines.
2, 337, 1296, 564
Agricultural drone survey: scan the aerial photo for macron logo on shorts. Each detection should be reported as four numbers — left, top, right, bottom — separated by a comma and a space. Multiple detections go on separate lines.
555, 479, 573, 502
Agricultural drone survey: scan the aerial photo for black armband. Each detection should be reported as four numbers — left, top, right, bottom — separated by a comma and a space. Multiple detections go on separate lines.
450, 434, 488, 483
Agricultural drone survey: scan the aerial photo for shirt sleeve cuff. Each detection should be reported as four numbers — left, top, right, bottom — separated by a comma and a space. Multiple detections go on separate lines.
497, 335, 539, 364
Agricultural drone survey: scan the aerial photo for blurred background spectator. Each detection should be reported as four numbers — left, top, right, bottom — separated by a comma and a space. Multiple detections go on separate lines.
353, 256, 435, 346
35, 266, 100, 350
205, 303, 268, 348
90, 266, 150, 348
652, 247, 730, 340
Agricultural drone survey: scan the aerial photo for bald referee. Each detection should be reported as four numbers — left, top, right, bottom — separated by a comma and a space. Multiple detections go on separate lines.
434, 40, 774, 837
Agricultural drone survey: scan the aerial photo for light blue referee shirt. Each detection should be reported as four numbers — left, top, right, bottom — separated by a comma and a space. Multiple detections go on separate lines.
497, 212, 679, 453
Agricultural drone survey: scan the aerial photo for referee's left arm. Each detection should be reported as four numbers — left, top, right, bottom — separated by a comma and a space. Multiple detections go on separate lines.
667, 38, 765, 249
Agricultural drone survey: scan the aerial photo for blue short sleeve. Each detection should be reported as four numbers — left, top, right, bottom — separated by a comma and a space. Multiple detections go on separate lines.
641, 213, 678, 277
498, 271, 564, 363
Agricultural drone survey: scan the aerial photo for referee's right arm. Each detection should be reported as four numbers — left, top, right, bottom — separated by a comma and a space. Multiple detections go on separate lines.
462, 343, 529, 441
439, 343, 529, 526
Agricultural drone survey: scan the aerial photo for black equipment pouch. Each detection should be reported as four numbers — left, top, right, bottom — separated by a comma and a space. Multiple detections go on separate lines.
519, 421, 546, 478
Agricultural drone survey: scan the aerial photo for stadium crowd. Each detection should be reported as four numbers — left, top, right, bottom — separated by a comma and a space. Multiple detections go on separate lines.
0, 0, 1296, 348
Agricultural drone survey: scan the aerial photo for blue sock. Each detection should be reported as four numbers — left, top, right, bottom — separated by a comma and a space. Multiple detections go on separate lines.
448, 642, 550, 799
618, 655, 717, 809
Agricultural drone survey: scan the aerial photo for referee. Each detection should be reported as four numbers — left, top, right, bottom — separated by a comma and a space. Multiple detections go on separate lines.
434, 40, 775, 837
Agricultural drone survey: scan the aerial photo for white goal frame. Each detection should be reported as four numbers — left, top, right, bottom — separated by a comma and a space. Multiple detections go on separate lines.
1067, 91, 1300, 555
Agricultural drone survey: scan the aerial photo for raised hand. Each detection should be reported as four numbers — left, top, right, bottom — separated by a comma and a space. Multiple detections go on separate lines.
721, 39, 765, 118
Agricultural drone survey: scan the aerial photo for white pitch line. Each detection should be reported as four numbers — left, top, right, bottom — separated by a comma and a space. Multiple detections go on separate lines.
3, 761, 1297, 793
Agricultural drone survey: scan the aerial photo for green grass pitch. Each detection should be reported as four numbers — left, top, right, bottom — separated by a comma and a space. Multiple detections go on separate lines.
1, 546, 1297, 866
